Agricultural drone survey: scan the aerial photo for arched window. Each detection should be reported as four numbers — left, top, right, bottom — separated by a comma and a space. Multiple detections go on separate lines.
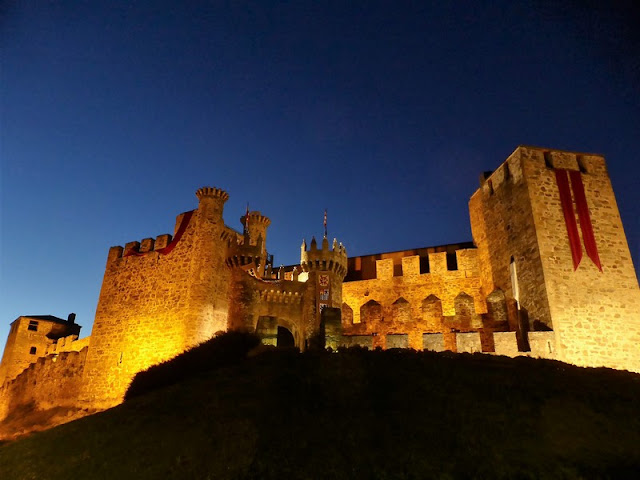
421, 295, 443, 328
360, 300, 382, 323
454, 292, 475, 317
391, 297, 411, 323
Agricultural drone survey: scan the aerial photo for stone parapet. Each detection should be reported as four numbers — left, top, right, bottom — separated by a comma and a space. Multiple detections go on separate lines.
300, 236, 348, 277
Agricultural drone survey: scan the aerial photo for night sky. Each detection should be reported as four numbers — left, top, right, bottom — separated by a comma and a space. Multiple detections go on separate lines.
2, 1, 639, 350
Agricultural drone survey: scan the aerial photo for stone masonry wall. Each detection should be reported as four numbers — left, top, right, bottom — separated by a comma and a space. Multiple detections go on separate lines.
0, 348, 88, 422
520, 148, 640, 372
81, 189, 233, 408
469, 149, 552, 328
0, 318, 80, 386
342, 250, 487, 350
470, 146, 640, 372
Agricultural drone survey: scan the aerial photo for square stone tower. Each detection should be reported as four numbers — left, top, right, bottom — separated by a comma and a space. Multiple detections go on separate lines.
469, 146, 640, 372
0, 315, 81, 384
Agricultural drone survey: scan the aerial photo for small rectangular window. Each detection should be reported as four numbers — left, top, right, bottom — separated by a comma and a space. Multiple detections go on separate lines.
29, 346, 37, 355
393, 263, 403, 277
28, 321, 39, 332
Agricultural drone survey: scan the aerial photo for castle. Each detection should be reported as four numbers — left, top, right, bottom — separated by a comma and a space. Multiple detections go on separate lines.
1, 145, 639, 422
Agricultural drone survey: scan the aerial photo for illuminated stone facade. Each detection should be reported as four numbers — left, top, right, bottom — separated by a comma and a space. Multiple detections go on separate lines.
469, 147, 640, 371
1, 145, 639, 423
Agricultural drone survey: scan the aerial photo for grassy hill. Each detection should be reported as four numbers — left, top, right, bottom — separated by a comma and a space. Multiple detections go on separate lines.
1, 336, 640, 479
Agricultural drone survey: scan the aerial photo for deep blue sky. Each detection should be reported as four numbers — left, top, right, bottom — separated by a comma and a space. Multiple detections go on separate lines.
2, 1, 639, 350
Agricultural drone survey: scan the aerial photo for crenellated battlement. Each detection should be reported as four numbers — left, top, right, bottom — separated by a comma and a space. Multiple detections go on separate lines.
107, 211, 195, 261
196, 186, 229, 202
300, 236, 348, 277
478, 146, 607, 197
225, 238, 264, 269
241, 211, 271, 227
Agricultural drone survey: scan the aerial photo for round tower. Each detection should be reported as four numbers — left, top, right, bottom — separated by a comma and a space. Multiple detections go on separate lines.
184, 186, 231, 347
300, 235, 348, 345
196, 187, 229, 222
224, 220, 267, 332
240, 211, 271, 273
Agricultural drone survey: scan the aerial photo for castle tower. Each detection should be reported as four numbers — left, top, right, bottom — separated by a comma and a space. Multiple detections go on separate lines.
185, 187, 233, 343
469, 146, 640, 372
300, 235, 348, 347
0, 315, 81, 385
81, 186, 233, 408
225, 219, 267, 332
239, 211, 271, 276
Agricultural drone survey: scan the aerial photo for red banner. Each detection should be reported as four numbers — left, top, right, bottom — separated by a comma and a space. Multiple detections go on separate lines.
124, 210, 194, 257
554, 169, 582, 270
569, 170, 602, 272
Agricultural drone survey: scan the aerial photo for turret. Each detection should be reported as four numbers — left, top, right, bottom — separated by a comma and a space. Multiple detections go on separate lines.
196, 187, 229, 221
239, 211, 271, 274
240, 211, 271, 244
225, 235, 263, 273
300, 236, 348, 278
300, 234, 348, 347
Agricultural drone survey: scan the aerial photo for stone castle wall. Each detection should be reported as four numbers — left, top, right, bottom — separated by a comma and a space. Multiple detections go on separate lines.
470, 146, 640, 372
342, 250, 488, 350
229, 270, 308, 347
0, 317, 82, 385
469, 150, 552, 328
521, 148, 640, 371
1, 145, 638, 427
0, 348, 88, 422
81, 188, 234, 408
45, 335, 91, 356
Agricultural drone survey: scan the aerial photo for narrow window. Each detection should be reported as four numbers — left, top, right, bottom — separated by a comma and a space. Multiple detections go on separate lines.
510, 256, 520, 306
29, 346, 37, 355
28, 320, 39, 332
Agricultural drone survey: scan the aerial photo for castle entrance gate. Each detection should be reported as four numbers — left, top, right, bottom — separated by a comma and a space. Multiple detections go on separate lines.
277, 326, 295, 347
255, 316, 301, 349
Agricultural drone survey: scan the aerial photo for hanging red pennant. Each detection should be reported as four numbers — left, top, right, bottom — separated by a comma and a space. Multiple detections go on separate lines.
569, 170, 602, 272
554, 169, 582, 270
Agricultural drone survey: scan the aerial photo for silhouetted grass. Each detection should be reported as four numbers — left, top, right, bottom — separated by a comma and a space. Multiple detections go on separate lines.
125, 331, 261, 400
2, 346, 640, 479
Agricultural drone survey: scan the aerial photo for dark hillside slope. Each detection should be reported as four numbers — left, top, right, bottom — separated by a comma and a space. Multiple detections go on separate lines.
1, 347, 640, 479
